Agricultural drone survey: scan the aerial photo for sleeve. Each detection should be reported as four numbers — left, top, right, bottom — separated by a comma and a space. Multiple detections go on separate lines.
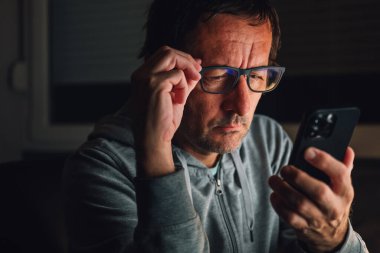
62, 143, 209, 253
333, 222, 369, 253
262, 117, 369, 253
278, 221, 369, 253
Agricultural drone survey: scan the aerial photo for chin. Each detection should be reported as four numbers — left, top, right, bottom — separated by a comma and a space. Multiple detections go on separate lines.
199, 132, 245, 154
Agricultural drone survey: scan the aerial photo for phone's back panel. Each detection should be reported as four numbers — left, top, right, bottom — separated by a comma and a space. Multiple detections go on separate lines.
289, 107, 360, 183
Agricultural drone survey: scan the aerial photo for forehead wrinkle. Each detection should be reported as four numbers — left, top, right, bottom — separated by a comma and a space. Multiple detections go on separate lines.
206, 38, 244, 66
210, 32, 269, 68
217, 39, 260, 69
246, 39, 260, 68
188, 14, 272, 68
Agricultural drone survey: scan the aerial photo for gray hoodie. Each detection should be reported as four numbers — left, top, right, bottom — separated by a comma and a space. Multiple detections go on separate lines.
63, 113, 368, 253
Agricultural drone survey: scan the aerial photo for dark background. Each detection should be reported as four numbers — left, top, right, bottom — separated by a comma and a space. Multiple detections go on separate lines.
0, 0, 379, 252
49, 0, 380, 125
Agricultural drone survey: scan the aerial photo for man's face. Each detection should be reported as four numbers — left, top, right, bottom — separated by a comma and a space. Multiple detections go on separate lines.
175, 14, 273, 158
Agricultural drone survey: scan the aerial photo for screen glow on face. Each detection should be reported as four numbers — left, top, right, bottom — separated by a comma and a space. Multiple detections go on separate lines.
200, 66, 285, 94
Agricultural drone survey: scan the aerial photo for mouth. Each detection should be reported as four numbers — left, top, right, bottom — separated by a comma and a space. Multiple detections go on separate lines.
211, 115, 248, 134
214, 124, 242, 133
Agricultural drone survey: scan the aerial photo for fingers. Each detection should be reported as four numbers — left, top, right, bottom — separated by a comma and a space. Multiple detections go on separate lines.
147, 46, 202, 81
132, 46, 202, 105
343, 146, 355, 171
271, 147, 355, 219
270, 192, 308, 230
151, 69, 191, 105
270, 147, 356, 252
269, 170, 352, 251
279, 165, 339, 218
303, 147, 349, 177
269, 175, 325, 230
303, 147, 354, 194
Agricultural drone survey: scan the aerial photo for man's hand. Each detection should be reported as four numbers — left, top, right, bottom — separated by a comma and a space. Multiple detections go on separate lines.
269, 147, 355, 252
129, 46, 202, 177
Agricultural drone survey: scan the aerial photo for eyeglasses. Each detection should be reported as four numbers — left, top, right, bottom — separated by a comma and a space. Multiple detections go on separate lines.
199, 65, 285, 94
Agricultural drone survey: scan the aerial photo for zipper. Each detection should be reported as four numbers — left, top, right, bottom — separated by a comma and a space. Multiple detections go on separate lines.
215, 178, 223, 195
215, 168, 239, 253
231, 151, 256, 243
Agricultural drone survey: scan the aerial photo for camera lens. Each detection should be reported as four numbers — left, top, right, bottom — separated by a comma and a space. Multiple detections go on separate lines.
326, 113, 335, 124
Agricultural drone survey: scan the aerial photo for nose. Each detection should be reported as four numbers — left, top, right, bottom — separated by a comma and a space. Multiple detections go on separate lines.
222, 75, 252, 116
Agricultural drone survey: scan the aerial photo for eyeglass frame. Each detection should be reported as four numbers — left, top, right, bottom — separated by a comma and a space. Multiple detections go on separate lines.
199, 65, 286, 94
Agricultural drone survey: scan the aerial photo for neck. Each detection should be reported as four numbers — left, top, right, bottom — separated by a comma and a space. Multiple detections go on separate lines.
173, 139, 220, 168
185, 148, 220, 168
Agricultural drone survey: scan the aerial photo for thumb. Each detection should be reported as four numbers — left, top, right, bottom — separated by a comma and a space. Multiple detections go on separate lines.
343, 146, 355, 171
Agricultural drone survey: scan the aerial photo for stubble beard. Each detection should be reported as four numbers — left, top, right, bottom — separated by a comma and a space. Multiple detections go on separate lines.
196, 129, 248, 154
177, 114, 251, 155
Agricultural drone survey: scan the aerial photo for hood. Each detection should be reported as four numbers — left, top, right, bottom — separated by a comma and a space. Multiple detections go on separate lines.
88, 113, 135, 147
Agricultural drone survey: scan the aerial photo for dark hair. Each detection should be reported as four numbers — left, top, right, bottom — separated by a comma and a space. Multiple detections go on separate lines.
139, 0, 281, 64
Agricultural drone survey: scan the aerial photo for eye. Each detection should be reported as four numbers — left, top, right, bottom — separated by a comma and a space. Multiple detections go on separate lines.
204, 73, 229, 83
202, 69, 231, 83
248, 70, 269, 91
249, 72, 264, 80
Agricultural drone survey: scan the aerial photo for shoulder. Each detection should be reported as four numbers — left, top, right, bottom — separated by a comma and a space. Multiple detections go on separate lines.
252, 114, 284, 132
248, 114, 290, 144
240, 114, 293, 173
63, 114, 138, 186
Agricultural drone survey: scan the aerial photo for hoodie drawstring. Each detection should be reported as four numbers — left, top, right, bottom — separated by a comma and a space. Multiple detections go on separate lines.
232, 151, 256, 243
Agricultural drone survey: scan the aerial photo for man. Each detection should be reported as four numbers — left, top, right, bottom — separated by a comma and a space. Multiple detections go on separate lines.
63, 0, 368, 252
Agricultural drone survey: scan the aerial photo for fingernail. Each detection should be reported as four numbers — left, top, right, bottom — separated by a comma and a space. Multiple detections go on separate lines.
195, 59, 202, 71
279, 166, 287, 176
304, 147, 316, 161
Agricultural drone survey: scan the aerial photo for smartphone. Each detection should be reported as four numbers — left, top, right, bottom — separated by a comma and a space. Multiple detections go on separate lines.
289, 107, 360, 184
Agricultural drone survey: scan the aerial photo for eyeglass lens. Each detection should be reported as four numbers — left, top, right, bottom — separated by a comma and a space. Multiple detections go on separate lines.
201, 67, 281, 94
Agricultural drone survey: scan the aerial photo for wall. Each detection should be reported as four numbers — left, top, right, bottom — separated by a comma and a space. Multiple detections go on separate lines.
1, 1, 380, 163
0, 0, 28, 163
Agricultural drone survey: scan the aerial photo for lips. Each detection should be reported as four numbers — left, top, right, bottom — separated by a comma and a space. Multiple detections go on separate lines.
211, 115, 247, 133
214, 124, 242, 132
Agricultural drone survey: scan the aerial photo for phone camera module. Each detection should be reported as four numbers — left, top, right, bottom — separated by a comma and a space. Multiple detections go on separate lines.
306, 112, 336, 139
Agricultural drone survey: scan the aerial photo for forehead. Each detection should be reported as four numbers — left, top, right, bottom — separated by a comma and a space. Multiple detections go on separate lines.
187, 14, 272, 67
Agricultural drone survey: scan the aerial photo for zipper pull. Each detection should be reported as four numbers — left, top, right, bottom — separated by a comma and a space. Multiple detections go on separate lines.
215, 178, 223, 195
249, 223, 254, 242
